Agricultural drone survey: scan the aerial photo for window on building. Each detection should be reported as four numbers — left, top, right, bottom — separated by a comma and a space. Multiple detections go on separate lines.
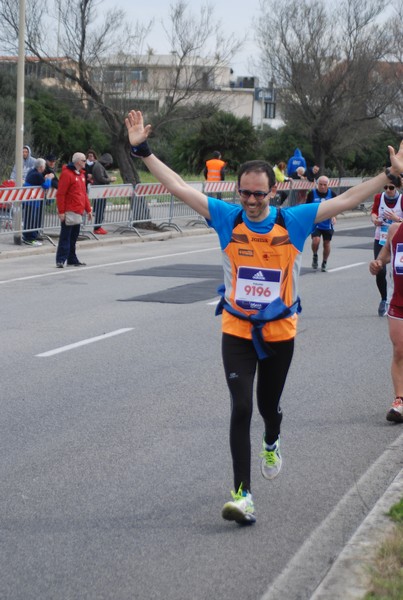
130, 69, 148, 83
104, 68, 123, 84
265, 102, 276, 119
106, 95, 158, 114
25, 61, 39, 78
0, 61, 16, 75
103, 67, 148, 88
194, 67, 214, 90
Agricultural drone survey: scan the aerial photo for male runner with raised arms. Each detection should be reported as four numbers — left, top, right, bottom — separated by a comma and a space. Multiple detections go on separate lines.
126, 110, 403, 525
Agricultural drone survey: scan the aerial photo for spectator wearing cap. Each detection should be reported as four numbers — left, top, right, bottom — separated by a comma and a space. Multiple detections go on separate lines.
44, 153, 59, 189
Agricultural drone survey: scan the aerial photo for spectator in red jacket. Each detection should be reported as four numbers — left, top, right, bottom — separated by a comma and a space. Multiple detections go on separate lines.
55, 152, 92, 268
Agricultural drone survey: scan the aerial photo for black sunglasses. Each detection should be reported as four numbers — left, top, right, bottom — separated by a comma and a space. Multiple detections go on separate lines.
384, 185, 396, 191
238, 189, 269, 200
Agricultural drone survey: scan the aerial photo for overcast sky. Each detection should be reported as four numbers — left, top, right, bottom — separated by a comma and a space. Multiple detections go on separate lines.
105, 0, 262, 77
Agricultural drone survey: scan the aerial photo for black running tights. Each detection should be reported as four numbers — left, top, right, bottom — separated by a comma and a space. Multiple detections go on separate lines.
221, 333, 295, 493
374, 239, 387, 301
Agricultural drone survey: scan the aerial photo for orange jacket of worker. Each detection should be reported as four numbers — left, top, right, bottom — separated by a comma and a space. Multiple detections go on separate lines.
204, 151, 226, 182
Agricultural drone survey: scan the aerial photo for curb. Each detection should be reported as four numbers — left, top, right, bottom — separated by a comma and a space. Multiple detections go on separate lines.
261, 433, 403, 600
0, 226, 215, 260
311, 466, 403, 599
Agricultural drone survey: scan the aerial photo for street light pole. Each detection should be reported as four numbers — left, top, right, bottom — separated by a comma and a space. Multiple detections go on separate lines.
13, 0, 26, 244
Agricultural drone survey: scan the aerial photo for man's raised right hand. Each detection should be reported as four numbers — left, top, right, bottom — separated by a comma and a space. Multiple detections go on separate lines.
125, 110, 152, 147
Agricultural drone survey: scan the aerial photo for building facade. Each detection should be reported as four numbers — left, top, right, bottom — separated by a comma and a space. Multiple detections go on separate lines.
0, 53, 284, 129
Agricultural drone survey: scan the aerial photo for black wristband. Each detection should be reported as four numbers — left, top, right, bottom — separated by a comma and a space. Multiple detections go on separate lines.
385, 167, 401, 188
130, 140, 152, 158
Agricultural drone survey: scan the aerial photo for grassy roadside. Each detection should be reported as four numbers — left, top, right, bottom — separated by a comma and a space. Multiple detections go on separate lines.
363, 498, 403, 599
112, 170, 238, 184
113, 170, 201, 184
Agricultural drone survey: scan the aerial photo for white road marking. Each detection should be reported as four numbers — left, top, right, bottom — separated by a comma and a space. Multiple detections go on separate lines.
327, 261, 366, 272
36, 328, 133, 357
0, 246, 220, 285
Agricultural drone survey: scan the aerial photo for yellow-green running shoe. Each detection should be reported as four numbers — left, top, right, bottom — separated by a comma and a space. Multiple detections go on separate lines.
221, 485, 256, 524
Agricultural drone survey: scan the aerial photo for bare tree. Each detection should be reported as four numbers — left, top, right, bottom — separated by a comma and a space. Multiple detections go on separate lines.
0, 0, 239, 182
384, 0, 403, 134
156, 2, 240, 123
0, 0, 149, 181
256, 0, 397, 171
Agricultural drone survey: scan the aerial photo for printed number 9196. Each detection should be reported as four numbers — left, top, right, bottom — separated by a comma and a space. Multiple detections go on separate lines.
244, 285, 271, 297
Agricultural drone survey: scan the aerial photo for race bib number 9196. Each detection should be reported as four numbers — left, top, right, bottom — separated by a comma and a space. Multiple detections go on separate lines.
235, 266, 282, 310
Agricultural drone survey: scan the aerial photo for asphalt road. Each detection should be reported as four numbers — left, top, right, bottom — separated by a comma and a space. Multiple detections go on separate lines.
0, 218, 401, 600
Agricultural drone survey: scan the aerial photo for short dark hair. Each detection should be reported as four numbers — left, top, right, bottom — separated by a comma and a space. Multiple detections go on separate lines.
212, 151, 221, 159
237, 160, 276, 188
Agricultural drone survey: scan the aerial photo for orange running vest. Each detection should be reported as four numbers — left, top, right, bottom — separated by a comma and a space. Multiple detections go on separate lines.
221, 214, 301, 343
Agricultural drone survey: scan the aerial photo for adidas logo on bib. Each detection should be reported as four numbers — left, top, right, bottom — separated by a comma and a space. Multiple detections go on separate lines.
252, 271, 266, 280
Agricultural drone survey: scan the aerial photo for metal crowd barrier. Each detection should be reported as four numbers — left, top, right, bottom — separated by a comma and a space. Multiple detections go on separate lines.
0, 182, 209, 243
128, 182, 204, 234
0, 185, 47, 243
200, 178, 371, 209
202, 181, 238, 202
201, 178, 369, 208
0, 198, 13, 231
0, 177, 371, 244
275, 177, 369, 206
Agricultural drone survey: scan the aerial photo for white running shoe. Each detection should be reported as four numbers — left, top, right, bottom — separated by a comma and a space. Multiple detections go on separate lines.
386, 397, 403, 423
260, 437, 282, 480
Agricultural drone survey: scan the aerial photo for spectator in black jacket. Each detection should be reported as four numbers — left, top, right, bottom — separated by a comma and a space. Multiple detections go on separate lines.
91, 153, 116, 234
43, 154, 59, 189
306, 165, 320, 182
85, 149, 97, 186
